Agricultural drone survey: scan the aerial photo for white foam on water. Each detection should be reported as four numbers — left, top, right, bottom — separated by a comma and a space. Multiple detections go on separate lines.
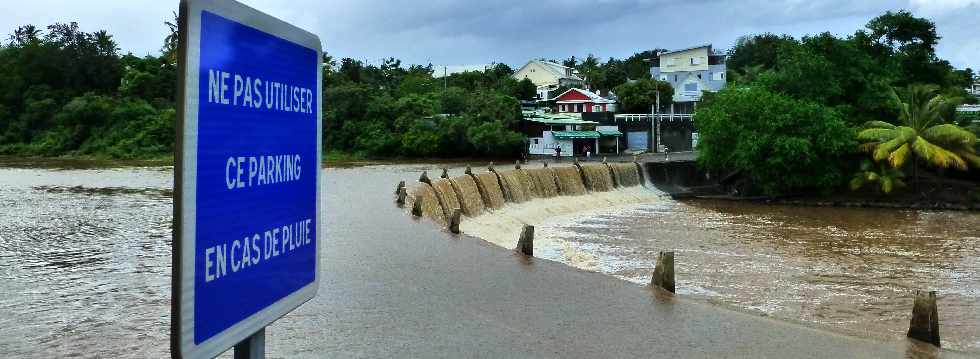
460, 186, 663, 272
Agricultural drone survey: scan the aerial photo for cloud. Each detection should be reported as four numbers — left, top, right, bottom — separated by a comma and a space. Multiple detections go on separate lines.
0, 1, 976, 71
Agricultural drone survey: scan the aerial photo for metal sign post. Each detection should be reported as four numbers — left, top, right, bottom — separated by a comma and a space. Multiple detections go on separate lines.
172, 0, 322, 358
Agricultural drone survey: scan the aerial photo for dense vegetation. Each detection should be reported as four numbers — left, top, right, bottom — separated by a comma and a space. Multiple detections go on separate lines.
322, 53, 670, 158
0, 23, 177, 158
696, 10, 979, 195
0, 18, 668, 159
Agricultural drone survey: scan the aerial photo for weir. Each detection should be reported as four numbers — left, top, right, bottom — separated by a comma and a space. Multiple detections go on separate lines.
473, 172, 506, 210
430, 179, 461, 221
404, 163, 646, 228
408, 183, 446, 224
524, 168, 559, 198
579, 164, 615, 192
498, 170, 534, 203
449, 175, 485, 217
609, 163, 641, 187
553, 166, 587, 195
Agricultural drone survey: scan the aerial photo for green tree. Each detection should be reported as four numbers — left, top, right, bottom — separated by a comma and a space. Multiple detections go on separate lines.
613, 78, 673, 113
849, 159, 906, 194
727, 33, 798, 72
513, 78, 537, 101
695, 86, 855, 195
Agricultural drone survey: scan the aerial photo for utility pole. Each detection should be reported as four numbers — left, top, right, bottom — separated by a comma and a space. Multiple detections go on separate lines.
654, 86, 661, 153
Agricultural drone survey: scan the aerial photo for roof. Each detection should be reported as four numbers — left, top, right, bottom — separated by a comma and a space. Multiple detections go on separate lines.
515, 60, 584, 82
553, 88, 616, 104
551, 130, 621, 138
553, 131, 600, 139
660, 44, 712, 56
523, 110, 598, 125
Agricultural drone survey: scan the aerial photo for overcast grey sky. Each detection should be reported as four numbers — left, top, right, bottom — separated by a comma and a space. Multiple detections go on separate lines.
4, 0, 978, 71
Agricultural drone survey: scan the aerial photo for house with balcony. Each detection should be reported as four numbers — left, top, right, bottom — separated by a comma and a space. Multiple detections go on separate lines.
967, 82, 980, 99
553, 88, 618, 114
650, 44, 727, 104
638, 44, 727, 151
512, 60, 586, 101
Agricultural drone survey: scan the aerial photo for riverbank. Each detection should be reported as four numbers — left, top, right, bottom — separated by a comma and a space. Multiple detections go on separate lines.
645, 159, 980, 211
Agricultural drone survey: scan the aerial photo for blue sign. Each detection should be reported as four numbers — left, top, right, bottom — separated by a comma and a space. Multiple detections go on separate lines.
173, 1, 321, 357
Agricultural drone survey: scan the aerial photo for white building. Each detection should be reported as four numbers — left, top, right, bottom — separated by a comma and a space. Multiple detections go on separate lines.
522, 111, 622, 157
512, 60, 586, 100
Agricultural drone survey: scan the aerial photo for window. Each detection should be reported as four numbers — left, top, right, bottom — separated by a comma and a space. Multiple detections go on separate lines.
684, 82, 699, 92
593, 105, 601, 112
691, 57, 701, 65
533, 138, 539, 145
660, 75, 667, 81
560, 104, 567, 112
712, 71, 724, 81
575, 104, 581, 112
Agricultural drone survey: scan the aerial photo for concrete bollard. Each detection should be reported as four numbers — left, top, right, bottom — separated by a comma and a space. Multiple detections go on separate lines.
449, 208, 462, 234
651, 251, 675, 293
488, 162, 496, 173
464, 165, 473, 175
542, 161, 548, 168
395, 180, 405, 195
515, 160, 521, 170
441, 168, 449, 179
411, 196, 423, 217
419, 171, 431, 184
515, 224, 533, 256
907, 290, 940, 347
396, 187, 407, 206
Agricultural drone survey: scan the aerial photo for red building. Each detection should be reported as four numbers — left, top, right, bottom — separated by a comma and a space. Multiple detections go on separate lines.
554, 88, 617, 114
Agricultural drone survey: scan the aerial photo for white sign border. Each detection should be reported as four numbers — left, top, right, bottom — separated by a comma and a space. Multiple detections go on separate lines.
172, 0, 322, 358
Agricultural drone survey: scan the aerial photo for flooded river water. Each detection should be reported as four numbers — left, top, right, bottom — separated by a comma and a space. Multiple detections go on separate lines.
0, 160, 977, 357
534, 198, 980, 352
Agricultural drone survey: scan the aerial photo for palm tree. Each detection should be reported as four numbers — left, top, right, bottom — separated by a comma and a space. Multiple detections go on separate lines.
163, 11, 179, 64
858, 84, 980, 183
850, 159, 906, 194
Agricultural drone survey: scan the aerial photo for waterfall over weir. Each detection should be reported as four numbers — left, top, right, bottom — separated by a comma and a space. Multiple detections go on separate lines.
524, 168, 559, 198
497, 170, 534, 203
430, 179, 460, 220
553, 166, 587, 195
609, 163, 641, 187
473, 173, 505, 210
450, 175, 485, 217
579, 164, 615, 192
404, 162, 648, 227
408, 183, 446, 224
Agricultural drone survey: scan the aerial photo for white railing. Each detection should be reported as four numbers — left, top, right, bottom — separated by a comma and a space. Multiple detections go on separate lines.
614, 113, 694, 121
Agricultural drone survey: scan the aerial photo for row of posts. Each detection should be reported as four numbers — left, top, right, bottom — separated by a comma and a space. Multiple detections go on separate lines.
394, 164, 943, 348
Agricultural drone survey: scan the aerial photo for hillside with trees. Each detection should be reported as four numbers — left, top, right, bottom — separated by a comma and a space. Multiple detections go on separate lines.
696, 10, 979, 196
0, 18, 666, 160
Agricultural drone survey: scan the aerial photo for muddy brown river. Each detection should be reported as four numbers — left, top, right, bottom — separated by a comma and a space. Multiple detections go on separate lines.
535, 198, 980, 352
0, 160, 977, 356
